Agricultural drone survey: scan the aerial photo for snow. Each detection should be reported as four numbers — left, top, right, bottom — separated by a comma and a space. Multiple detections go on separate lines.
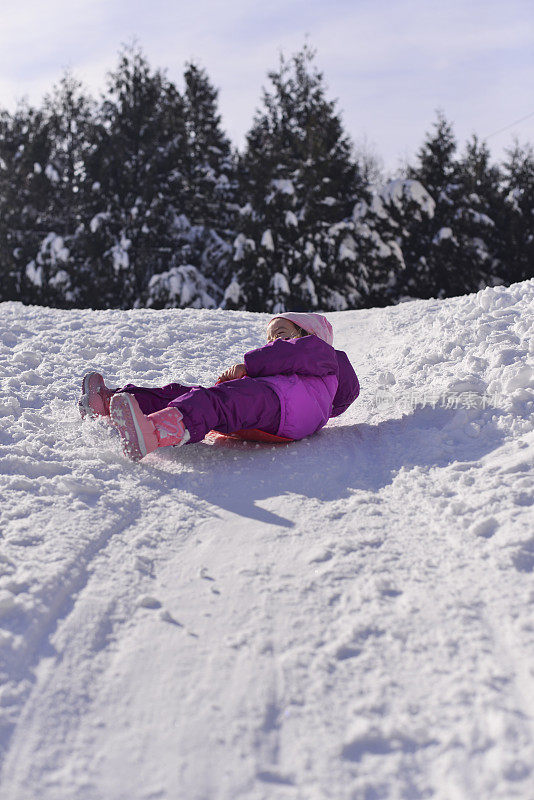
89, 212, 110, 234
111, 238, 130, 273
40, 232, 69, 265
313, 252, 326, 274
270, 271, 290, 294
339, 235, 357, 262
302, 276, 318, 307
357, 180, 436, 225
0, 280, 533, 799
223, 279, 241, 305
44, 164, 60, 184
48, 270, 70, 289
233, 233, 255, 261
284, 210, 298, 227
147, 265, 217, 309
468, 210, 495, 227
261, 229, 275, 251
26, 235, 70, 287
25, 260, 42, 287
433, 227, 454, 244
271, 178, 295, 195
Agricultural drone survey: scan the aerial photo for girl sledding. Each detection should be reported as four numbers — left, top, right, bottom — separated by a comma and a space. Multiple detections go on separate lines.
79, 312, 360, 461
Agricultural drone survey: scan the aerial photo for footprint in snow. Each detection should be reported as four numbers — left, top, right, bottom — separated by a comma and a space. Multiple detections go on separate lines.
134, 555, 154, 576
470, 516, 499, 539
200, 566, 220, 593
511, 539, 534, 574
159, 609, 183, 627
199, 566, 215, 581
334, 626, 385, 661
137, 595, 162, 609
341, 725, 435, 762
308, 547, 334, 564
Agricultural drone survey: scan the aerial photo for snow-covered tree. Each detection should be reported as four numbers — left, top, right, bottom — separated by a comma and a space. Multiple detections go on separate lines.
41, 72, 96, 236
80, 44, 191, 308
352, 179, 436, 305
226, 45, 365, 312
182, 63, 237, 226
452, 136, 503, 289
2, 47, 532, 313
179, 62, 237, 291
0, 102, 55, 303
405, 112, 500, 298
146, 263, 220, 309
499, 140, 534, 285
23, 72, 99, 306
405, 111, 463, 297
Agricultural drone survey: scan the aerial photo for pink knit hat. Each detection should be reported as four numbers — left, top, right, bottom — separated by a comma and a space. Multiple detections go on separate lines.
270, 312, 334, 346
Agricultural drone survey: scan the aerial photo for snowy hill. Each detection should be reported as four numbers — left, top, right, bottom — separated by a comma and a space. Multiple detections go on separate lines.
0, 281, 533, 800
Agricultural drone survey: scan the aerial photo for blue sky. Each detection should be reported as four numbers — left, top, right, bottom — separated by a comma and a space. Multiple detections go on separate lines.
1, 0, 533, 174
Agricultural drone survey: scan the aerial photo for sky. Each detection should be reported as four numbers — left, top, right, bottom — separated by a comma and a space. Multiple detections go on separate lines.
1, 0, 533, 175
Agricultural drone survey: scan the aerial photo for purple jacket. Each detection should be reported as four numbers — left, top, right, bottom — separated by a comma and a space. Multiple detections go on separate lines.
244, 335, 359, 440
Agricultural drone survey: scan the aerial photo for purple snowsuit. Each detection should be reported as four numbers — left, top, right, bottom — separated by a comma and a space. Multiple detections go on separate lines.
119, 336, 359, 444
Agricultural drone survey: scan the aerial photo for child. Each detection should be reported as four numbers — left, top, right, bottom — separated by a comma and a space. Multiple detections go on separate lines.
79, 312, 359, 461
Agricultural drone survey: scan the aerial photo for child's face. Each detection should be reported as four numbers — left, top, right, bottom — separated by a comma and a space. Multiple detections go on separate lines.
266, 318, 301, 342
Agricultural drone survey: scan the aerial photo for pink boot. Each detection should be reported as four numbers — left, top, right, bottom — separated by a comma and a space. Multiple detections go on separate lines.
109, 394, 189, 461
79, 372, 114, 419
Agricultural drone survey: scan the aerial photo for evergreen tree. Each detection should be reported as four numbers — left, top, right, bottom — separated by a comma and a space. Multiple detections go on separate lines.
405, 112, 500, 298
409, 111, 457, 198
182, 63, 237, 225
453, 135, 503, 289
0, 102, 53, 303
180, 61, 238, 291
42, 72, 96, 237
405, 111, 464, 297
226, 45, 365, 312
2, 46, 531, 314
500, 140, 534, 284
26, 72, 98, 306
352, 178, 436, 306
81, 44, 191, 308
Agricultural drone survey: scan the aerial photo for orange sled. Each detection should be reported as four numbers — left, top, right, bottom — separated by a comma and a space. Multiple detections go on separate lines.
207, 428, 293, 444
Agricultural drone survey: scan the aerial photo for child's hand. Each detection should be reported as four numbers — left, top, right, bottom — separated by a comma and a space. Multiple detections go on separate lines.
217, 363, 247, 383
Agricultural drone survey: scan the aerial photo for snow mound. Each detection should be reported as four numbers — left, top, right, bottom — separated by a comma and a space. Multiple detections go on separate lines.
0, 281, 533, 799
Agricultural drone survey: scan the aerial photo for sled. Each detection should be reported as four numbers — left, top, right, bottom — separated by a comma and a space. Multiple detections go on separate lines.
206, 428, 294, 444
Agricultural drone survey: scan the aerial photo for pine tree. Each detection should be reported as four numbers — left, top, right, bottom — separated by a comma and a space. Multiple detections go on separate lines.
27, 72, 99, 306
409, 111, 457, 197
405, 111, 464, 297
453, 135, 503, 289
82, 44, 190, 308
405, 112, 501, 297
226, 45, 364, 312
0, 102, 53, 303
500, 140, 534, 285
182, 63, 236, 225
352, 179, 436, 306
180, 61, 238, 292
42, 72, 96, 236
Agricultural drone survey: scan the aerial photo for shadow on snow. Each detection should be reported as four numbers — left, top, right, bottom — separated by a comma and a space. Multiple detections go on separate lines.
147, 404, 506, 527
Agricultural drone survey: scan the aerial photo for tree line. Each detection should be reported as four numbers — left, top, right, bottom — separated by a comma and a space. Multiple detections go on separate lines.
0, 44, 532, 313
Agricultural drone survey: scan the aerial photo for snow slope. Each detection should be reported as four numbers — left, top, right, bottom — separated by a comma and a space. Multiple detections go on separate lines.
0, 281, 533, 800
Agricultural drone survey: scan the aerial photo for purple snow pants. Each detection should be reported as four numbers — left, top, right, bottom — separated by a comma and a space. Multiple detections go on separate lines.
117, 379, 281, 444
